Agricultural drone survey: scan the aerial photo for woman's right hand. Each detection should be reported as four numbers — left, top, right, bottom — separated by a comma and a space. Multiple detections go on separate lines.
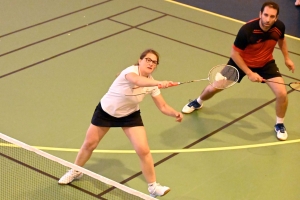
158, 81, 177, 88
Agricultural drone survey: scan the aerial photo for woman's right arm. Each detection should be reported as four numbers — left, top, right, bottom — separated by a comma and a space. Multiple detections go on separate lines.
125, 73, 173, 88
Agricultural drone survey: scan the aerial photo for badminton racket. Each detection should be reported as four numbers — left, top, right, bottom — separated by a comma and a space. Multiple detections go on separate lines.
159, 64, 239, 89
263, 80, 300, 91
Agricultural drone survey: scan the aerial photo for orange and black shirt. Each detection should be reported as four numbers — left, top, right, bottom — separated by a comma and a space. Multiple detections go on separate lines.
233, 18, 285, 68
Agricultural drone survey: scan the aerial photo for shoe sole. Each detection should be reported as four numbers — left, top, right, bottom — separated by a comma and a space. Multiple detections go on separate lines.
150, 188, 171, 198
274, 128, 288, 141
182, 104, 203, 114
161, 188, 171, 196
58, 173, 83, 185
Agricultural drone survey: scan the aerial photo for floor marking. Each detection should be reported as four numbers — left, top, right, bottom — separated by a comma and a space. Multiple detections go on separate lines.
1, 139, 300, 153
165, 0, 244, 24
164, 0, 300, 41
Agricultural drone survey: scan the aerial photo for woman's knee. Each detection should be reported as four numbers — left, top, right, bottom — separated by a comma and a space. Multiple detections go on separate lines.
82, 139, 98, 151
136, 148, 151, 158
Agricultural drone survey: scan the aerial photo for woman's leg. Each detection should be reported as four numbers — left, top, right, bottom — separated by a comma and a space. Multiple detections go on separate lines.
75, 124, 110, 166
122, 126, 171, 197
122, 126, 155, 183
59, 124, 109, 184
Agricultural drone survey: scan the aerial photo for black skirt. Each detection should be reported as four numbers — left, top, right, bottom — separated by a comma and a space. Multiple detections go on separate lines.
91, 102, 144, 127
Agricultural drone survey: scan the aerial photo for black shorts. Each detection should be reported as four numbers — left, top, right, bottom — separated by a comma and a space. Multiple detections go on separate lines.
91, 102, 144, 127
227, 59, 282, 83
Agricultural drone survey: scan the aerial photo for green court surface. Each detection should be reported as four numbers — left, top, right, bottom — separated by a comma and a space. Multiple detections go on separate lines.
1, 0, 300, 199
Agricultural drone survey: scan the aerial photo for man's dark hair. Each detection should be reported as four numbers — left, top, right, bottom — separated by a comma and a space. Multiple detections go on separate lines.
261, 1, 280, 16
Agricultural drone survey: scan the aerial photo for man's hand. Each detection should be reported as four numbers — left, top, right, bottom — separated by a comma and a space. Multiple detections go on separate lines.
247, 72, 263, 82
285, 58, 295, 73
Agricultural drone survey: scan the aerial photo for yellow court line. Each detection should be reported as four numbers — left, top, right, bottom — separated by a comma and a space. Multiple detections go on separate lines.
165, 0, 300, 41
165, 0, 244, 24
1, 139, 300, 153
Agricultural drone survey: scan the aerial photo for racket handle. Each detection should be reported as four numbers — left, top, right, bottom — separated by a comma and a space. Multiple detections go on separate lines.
158, 82, 179, 89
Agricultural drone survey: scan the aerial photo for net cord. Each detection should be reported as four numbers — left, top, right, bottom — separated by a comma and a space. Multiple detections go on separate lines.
0, 132, 157, 200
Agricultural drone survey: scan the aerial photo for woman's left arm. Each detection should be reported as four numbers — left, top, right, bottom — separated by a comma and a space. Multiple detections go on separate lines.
152, 94, 183, 122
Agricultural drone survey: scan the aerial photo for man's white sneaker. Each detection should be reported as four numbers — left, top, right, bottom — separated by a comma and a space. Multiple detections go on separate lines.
58, 169, 83, 184
182, 99, 203, 114
274, 123, 288, 141
148, 183, 170, 198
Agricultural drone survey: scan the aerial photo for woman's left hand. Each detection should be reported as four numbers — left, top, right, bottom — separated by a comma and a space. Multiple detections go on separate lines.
175, 112, 183, 122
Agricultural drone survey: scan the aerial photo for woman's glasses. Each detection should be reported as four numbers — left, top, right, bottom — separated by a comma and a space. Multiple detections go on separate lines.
144, 57, 158, 65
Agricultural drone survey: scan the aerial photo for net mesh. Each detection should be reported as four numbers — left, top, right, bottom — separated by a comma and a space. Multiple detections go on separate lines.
208, 64, 239, 89
0, 133, 157, 200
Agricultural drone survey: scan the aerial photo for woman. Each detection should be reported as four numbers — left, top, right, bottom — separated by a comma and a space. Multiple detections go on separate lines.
58, 49, 183, 198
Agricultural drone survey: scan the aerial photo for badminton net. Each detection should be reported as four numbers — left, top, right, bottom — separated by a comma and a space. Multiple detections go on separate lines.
0, 132, 157, 200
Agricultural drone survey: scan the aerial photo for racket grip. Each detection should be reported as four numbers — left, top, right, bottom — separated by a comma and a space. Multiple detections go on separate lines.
158, 82, 179, 89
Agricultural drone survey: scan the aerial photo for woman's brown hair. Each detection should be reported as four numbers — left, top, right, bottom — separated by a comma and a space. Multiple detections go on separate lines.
134, 49, 160, 66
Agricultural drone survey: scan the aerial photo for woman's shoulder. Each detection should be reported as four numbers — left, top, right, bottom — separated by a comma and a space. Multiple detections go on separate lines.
122, 65, 138, 73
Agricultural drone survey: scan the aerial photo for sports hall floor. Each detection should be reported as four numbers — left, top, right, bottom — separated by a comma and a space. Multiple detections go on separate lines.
1, 0, 300, 199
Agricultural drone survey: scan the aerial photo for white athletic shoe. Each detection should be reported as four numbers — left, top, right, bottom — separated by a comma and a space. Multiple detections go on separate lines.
148, 183, 170, 197
58, 169, 83, 184
182, 99, 203, 114
274, 123, 288, 141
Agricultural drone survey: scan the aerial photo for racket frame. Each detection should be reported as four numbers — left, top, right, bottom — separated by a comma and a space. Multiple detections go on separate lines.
163, 64, 239, 89
264, 80, 300, 91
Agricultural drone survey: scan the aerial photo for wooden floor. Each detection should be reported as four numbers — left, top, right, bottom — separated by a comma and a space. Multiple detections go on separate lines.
1, 0, 300, 199
176, 0, 300, 38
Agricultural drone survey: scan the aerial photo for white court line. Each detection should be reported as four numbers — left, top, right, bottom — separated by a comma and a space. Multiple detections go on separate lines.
1, 139, 300, 153
165, 0, 300, 41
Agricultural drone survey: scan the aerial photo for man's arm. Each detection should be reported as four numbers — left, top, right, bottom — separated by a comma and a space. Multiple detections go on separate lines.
277, 38, 295, 73
231, 47, 263, 82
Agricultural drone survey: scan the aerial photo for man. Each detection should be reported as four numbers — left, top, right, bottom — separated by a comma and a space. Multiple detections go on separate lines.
182, 1, 295, 141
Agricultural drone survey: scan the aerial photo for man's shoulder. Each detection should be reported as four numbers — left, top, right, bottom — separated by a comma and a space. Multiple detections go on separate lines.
243, 18, 259, 27
274, 19, 285, 28
246, 18, 260, 24
238, 18, 259, 33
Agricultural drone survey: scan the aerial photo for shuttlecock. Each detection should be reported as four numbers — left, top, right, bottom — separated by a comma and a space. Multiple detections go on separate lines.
215, 72, 227, 81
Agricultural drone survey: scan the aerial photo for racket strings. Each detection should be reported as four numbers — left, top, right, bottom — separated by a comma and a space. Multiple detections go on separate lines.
208, 65, 239, 89
290, 82, 300, 91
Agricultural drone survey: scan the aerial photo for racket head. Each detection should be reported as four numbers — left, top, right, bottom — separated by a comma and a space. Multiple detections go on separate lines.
289, 82, 300, 91
208, 64, 239, 89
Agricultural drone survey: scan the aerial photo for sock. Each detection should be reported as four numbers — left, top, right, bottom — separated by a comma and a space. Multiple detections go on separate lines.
197, 97, 203, 104
276, 117, 284, 124
148, 182, 156, 187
